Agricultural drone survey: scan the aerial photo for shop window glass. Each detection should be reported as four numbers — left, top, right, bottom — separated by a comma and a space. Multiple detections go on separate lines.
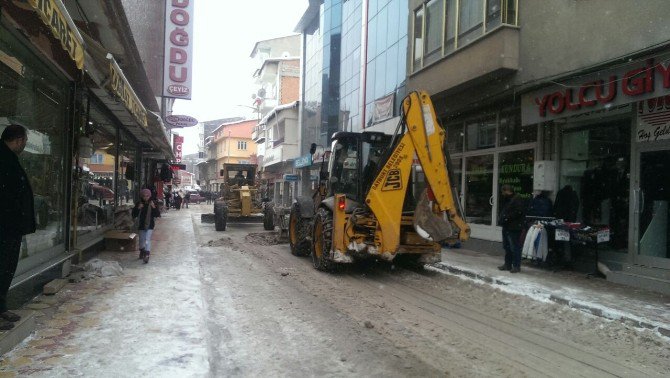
499, 109, 536, 146
559, 120, 630, 252
446, 122, 464, 153
0, 32, 68, 257
465, 154, 494, 225
118, 130, 138, 207
498, 149, 534, 208
77, 121, 117, 235
466, 115, 496, 151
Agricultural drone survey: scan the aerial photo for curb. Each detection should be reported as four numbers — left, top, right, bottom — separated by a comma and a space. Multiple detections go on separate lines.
428, 262, 670, 339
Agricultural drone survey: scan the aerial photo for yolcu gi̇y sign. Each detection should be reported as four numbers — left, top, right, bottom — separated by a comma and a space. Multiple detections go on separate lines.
163, 0, 194, 99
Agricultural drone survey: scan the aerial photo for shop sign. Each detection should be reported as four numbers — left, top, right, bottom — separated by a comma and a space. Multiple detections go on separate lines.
107, 54, 148, 128
163, 0, 194, 99
636, 96, 670, 142
28, 0, 85, 70
173, 135, 184, 163
294, 154, 312, 168
263, 148, 282, 166
312, 149, 331, 164
522, 55, 670, 126
283, 174, 300, 181
165, 114, 198, 128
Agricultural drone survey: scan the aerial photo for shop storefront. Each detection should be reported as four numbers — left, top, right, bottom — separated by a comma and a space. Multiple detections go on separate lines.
444, 107, 537, 241
1, 1, 171, 299
0, 0, 82, 284
522, 52, 670, 281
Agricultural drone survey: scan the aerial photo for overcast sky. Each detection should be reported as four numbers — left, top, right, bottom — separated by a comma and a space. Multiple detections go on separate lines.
172, 0, 307, 154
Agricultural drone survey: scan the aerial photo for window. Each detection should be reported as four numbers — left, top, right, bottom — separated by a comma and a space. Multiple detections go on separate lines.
237, 141, 247, 150
466, 115, 496, 151
459, 0, 484, 45
412, 0, 518, 72
412, 7, 424, 69
444, 0, 456, 53
499, 109, 537, 146
90, 153, 104, 164
424, 0, 443, 64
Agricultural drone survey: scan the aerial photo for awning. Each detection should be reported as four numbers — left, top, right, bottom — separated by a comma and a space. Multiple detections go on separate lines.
26, 0, 85, 69
82, 33, 173, 158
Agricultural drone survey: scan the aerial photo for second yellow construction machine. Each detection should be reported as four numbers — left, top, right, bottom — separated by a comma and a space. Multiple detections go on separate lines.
286, 91, 470, 270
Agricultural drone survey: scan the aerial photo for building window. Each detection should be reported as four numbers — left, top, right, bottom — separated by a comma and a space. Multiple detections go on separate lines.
237, 141, 247, 150
413, 0, 518, 71
90, 153, 104, 164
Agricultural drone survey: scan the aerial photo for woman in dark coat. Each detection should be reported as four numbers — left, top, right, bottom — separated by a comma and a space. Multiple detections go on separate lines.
132, 188, 161, 263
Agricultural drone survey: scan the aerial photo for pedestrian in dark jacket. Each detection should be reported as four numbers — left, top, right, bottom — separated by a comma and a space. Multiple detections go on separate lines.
132, 188, 161, 263
497, 185, 526, 273
0, 124, 35, 330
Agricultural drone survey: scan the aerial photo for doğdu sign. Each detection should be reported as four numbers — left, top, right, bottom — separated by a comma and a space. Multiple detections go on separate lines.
165, 115, 198, 128
163, 0, 194, 99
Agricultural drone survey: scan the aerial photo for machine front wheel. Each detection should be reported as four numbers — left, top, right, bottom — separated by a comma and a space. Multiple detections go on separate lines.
311, 208, 335, 271
289, 203, 311, 256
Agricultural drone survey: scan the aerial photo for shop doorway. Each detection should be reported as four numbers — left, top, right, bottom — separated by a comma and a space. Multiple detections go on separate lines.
634, 146, 670, 267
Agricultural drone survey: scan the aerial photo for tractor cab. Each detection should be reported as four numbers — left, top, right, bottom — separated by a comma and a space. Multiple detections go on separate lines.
328, 131, 391, 203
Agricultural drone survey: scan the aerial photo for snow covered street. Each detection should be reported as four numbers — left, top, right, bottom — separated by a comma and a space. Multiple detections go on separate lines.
1, 203, 668, 377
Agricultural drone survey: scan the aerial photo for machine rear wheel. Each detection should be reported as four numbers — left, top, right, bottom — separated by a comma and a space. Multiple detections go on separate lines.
263, 205, 275, 231
289, 203, 311, 256
214, 203, 227, 231
311, 208, 335, 271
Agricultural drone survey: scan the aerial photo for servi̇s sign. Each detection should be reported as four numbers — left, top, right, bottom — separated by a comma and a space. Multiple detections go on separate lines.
522, 56, 670, 126
163, 0, 194, 100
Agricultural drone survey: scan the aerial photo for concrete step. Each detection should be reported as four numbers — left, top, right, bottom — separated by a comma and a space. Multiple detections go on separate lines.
0, 310, 36, 356
608, 271, 670, 295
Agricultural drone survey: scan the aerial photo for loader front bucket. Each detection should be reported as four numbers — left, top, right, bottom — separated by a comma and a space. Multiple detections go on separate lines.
413, 188, 453, 242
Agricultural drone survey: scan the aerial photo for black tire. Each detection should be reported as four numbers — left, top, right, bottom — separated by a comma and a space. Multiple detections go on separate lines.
289, 203, 311, 256
263, 205, 275, 231
311, 208, 335, 271
214, 203, 227, 231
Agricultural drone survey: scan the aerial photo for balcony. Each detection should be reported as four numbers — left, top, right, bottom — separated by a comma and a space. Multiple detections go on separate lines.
252, 124, 266, 143
409, 26, 519, 95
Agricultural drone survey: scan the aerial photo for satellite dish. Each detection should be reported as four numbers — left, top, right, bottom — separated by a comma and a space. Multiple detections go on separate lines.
257, 88, 266, 98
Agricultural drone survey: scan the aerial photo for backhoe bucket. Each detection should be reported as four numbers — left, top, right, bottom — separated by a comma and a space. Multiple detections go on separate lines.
413, 189, 453, 242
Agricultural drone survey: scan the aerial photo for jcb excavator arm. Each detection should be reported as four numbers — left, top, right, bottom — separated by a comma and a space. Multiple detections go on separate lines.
364, 91, 470, 254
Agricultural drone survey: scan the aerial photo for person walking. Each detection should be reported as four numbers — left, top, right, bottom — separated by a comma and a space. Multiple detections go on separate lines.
132, 188, 161, 264
498, 185, 527, 273
0, 124, 36, 330
184, 191, 190, 209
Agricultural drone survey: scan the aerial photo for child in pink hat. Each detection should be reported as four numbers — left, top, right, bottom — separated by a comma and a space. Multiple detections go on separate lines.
132, 188, 161, 263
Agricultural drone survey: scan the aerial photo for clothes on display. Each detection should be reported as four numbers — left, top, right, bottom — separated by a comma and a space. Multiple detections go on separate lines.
522, 223, 549, 261
554, 185, 579, 222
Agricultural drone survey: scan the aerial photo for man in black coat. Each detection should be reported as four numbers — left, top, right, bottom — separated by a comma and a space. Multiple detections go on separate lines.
0, 124, 36, 330
498, 185, 526, 273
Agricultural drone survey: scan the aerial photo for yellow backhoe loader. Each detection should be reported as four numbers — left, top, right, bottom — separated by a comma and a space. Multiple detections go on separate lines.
288, 90, 470, 270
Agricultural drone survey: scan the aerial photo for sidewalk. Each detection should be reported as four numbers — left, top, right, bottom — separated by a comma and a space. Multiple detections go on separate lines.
430, 246, 670, 340
0, 206, 209, 376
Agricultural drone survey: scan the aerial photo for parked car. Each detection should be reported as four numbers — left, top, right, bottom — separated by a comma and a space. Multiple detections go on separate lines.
187, 190, 205, 204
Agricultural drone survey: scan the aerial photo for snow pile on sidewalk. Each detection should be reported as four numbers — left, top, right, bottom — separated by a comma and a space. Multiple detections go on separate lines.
69, 258, 124, 281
